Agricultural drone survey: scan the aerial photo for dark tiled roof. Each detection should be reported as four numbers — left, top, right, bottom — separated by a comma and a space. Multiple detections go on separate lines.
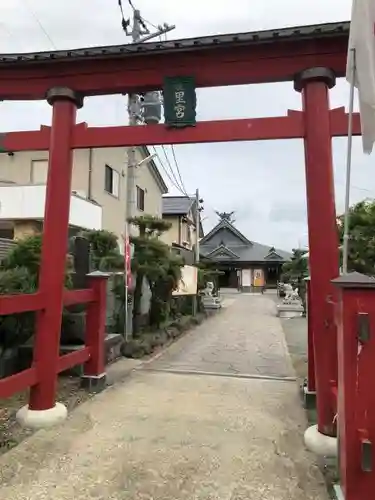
200, 219, 292, 263
0, 21, 350, 65
162, 196, 195, 215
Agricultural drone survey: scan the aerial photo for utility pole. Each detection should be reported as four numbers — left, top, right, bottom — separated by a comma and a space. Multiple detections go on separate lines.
124, 9, 175, 339
126, 10, 143, 226
193, 188, 201, 316
126, 10, 176, 223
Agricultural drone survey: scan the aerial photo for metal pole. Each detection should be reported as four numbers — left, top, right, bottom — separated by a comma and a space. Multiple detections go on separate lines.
124, 10, 176, 339
195, 188, 200, 265
342, 48, 356, 275
192, 188, 200, 315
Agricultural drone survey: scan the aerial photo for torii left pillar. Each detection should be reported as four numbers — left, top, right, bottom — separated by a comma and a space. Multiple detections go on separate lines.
294, 67, 340, 457
17, 87, 83, 429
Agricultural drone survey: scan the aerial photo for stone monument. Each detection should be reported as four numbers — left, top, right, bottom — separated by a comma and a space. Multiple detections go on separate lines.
276, 284, 304, 318
200, 282, 222, 310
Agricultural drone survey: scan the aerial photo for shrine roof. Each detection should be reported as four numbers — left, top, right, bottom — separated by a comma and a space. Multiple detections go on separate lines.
200, 240, 292, 263
0, 21, 349, 65
200, 218, 292, 263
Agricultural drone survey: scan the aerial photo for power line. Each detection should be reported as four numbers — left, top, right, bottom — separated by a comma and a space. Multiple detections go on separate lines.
336, 179, 375, 194
170, 145, 188, 195
20, 0, 56, 49
142, 17, 159, 30
117, 0, 131, 35
118, 0, 149, 37
150, 146, 186, 195
161, 145, 188, 195
159, 29, 189, 197
124, 0, 161, 32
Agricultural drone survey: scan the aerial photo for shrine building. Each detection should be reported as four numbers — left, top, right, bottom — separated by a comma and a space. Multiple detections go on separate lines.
200, 213, 291, 292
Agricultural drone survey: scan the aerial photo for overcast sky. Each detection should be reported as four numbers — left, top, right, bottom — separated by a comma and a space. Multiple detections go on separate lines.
0, 0, 371, 251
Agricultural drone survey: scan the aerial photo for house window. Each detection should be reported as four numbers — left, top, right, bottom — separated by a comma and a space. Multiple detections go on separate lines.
104, 164, 120, 197
136, 186, 145, 211
0, 227, 14, 239
31, 160, 49, 184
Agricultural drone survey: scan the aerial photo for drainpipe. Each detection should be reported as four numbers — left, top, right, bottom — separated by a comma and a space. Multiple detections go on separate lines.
88, 148, 93, 200
178, 216, 182, 245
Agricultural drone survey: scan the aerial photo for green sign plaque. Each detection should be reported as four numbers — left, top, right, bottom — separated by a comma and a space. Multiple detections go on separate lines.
163, 76, 197, 128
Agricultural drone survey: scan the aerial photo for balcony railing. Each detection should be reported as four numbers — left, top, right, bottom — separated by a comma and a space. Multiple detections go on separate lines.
0, 184, 102, 230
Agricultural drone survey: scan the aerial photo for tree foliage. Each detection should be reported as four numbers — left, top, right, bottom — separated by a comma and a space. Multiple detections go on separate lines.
3, 235, 43, 278
0, 267, 37, 357
129, 215, 183, 332
0, 235, 73, 356
281, 248, 309, 314
80, 229, 123, 271
337, 199, 375, 274
281, 248, 309, 282
0, 230, 126, 359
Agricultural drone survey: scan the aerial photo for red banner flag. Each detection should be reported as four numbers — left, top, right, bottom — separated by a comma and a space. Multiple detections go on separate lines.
124, 236, 132, 289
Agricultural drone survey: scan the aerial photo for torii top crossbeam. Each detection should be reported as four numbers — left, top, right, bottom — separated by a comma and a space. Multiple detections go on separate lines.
0, 21, 349, 100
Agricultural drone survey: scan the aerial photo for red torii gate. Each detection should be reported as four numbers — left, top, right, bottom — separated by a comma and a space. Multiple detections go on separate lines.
0, 106, 361, 149
0, 20, 371, 498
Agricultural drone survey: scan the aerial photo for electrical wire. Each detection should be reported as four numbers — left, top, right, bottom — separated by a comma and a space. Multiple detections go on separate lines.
336, 180, 375, 194
117, 0, 131, 34
20, 0, 56, 49
161, 145, 188, 195
118, 3, 187, 197
120, 0, 148, 34
170, 145, 188, 195
159, 30, 189, 198
150, 146, 186, 195
125, 0, 160, 33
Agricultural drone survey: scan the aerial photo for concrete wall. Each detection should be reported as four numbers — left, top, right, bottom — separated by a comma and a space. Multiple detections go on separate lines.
0, 147, 166, 247
161, 206, 198, 250
160, 215, 181, 246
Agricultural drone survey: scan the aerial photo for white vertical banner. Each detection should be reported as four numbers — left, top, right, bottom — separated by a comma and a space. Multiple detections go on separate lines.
241, 269, 251, 287
347, 0, 375, 154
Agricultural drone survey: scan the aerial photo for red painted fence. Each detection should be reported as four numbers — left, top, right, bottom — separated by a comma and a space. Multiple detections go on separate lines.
0, 272, 108, 401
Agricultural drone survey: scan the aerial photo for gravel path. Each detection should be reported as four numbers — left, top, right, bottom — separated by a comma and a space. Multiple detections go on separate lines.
147, 293, 295, 378
0, 293, 329, 500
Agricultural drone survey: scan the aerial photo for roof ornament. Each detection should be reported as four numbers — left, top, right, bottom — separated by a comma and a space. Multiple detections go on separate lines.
215, 211, 235, 223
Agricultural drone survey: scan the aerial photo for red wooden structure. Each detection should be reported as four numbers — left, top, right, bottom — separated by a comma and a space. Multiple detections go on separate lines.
0, 88, 109, 408
332, 273, 375, 500
0, 19, 370, 497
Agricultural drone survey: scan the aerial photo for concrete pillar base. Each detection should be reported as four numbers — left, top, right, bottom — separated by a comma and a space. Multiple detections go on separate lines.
16, 402, 68, 429
304, 424, 338, 457
332, 485, 344, 500
80, 373, 106, 393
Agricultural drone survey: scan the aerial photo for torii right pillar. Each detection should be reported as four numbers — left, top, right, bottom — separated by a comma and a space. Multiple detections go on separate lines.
294, 67, 340, 457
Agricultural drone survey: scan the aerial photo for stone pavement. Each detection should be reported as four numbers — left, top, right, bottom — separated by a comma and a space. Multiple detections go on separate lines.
0, 293, 329, 500
146, 292, 295, 378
